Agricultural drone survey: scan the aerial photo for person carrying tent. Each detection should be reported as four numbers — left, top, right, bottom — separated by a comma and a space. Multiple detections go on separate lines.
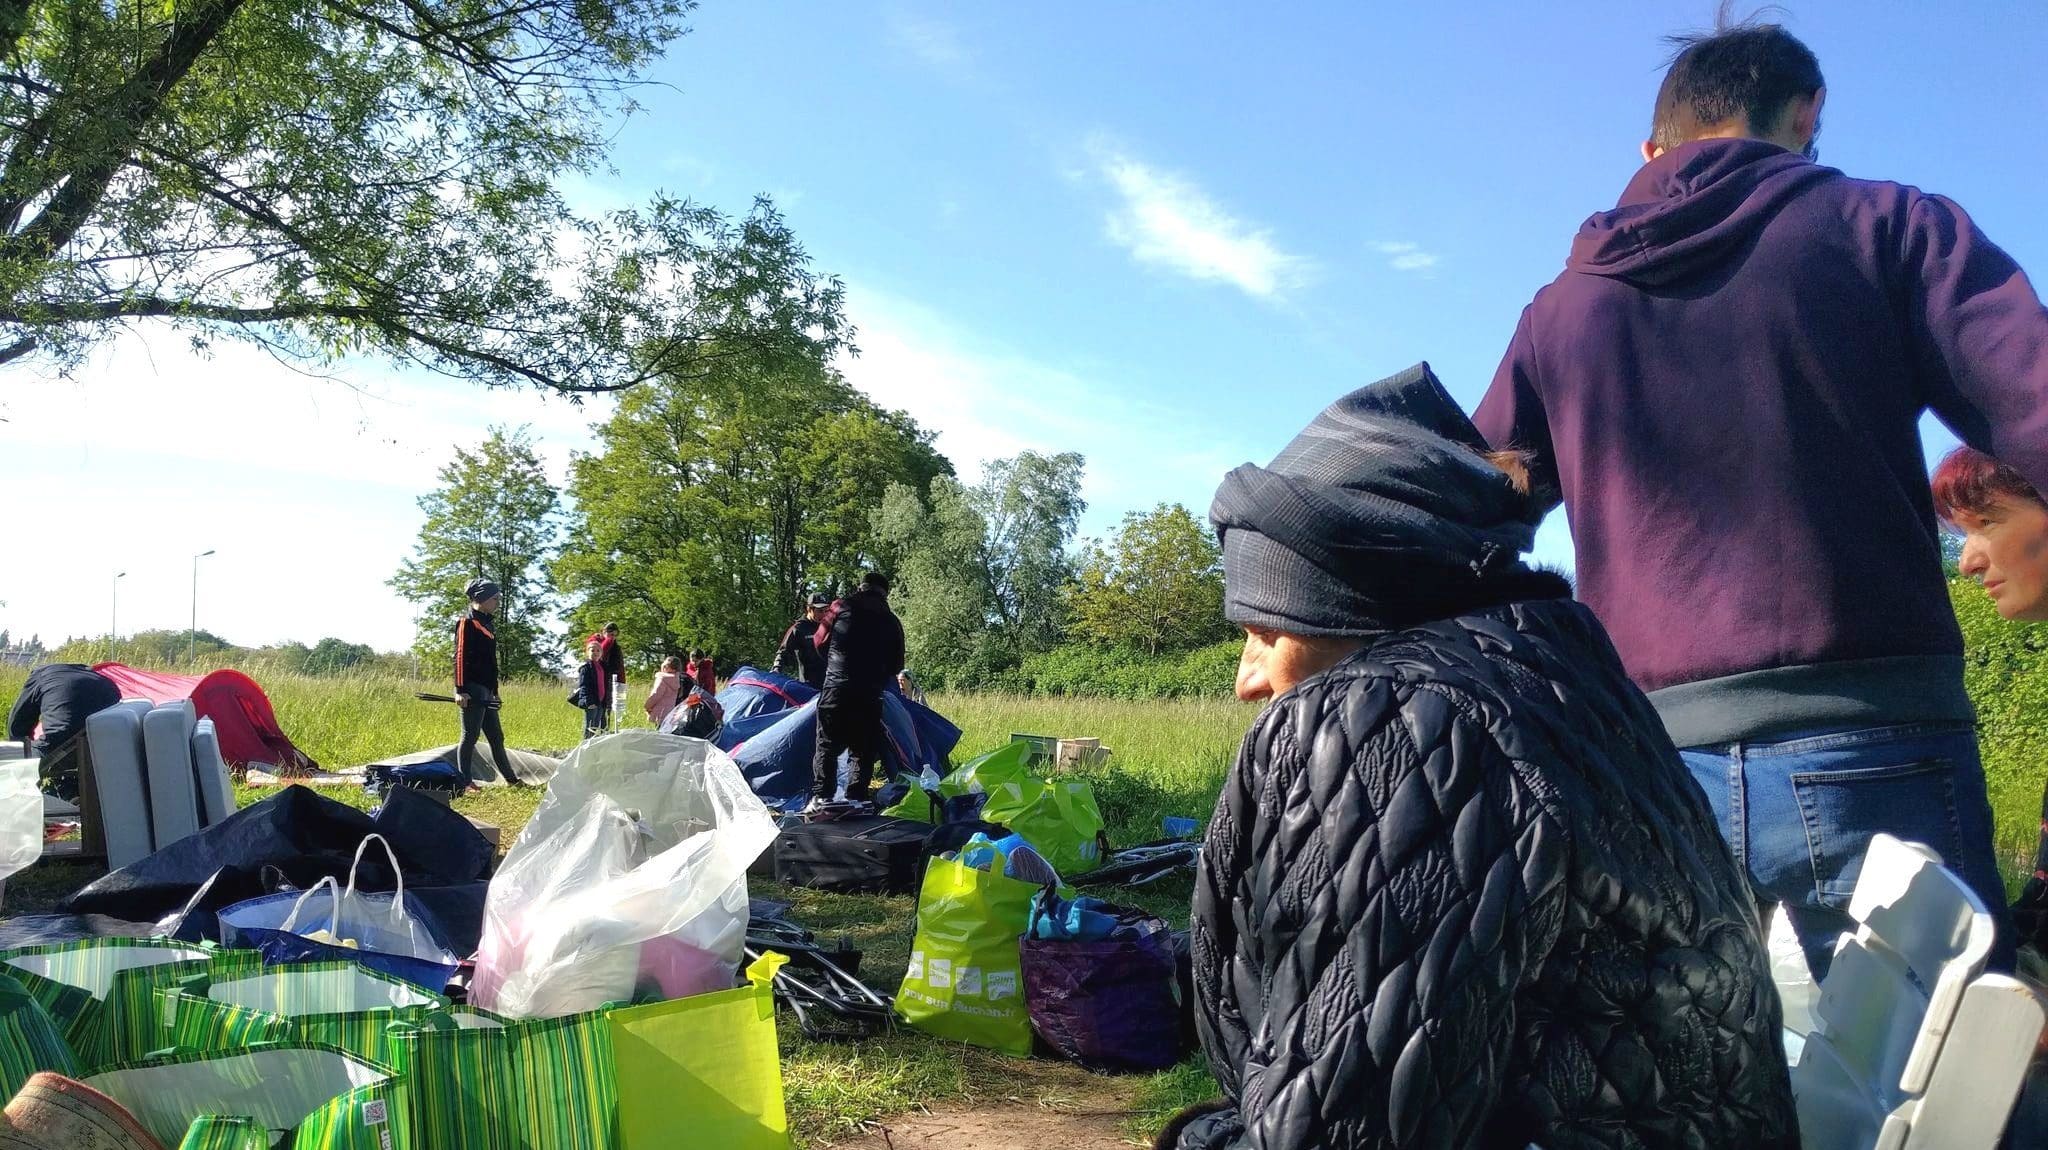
644, 655, 683, 724
806, 572, 905, 814
454, 578, 524, 788
7, 662, 120, 762
570, 637, 611, 739
773, 593, 831, 688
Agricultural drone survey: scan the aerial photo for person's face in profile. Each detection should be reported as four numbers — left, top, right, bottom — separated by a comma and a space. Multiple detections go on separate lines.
1956, 496, 2048, 621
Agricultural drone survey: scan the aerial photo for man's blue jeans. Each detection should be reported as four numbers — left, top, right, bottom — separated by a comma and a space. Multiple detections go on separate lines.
1679, 722, 2009, 979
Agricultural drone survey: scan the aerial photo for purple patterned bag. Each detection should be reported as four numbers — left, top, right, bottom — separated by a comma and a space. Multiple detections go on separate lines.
1021, 922, 1185, 1072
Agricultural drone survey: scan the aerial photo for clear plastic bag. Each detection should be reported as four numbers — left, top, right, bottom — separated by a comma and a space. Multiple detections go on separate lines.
472, 731, 776, 1019
0, 758, 41, 894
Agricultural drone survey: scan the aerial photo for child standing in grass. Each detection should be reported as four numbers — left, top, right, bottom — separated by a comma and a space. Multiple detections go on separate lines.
644, 656, 683, 725
571, 637, 610, 740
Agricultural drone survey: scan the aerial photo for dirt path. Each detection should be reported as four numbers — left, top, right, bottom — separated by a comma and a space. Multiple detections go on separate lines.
817, 1059, 1149, 1150
824, 1099, 1139, 1150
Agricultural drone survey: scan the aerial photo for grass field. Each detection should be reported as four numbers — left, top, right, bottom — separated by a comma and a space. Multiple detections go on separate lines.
5, 660, 2047, 1144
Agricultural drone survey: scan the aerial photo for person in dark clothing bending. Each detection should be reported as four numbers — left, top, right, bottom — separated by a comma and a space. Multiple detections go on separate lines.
773, 593, 831, 688
807, 572, 905, 811
7, 663, 120, 759
455, 578, 523, 787
572, 637, 610, 739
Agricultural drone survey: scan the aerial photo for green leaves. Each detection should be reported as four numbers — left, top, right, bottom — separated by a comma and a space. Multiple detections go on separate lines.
1067, 503, 1228, 656
553, 349, 945, 668
2, 0, 843, 393
388, 426, 562, 675
874, 452, 1088, 681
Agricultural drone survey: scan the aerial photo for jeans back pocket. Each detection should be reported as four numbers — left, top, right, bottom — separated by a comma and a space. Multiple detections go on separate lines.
1789, 759, 1965, 907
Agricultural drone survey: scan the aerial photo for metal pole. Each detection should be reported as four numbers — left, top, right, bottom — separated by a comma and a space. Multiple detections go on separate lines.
111, 571, 126, 644
190, 549, 215, 664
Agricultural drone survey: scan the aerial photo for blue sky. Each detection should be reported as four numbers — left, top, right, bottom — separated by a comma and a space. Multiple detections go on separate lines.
8, 1, 2047, 653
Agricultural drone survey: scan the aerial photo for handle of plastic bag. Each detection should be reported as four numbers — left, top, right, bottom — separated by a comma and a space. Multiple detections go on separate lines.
279, 875, 342, 937
345, 833, 407, 924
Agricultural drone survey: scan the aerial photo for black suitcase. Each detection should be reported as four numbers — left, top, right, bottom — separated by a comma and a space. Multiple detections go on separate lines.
772, 815, 937, 894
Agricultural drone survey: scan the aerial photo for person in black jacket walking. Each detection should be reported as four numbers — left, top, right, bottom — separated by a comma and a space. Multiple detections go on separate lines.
773, 593, 831, 688
806, 573, 905, 812
454, 578, 523, 787
1162, 365, 1795, 1150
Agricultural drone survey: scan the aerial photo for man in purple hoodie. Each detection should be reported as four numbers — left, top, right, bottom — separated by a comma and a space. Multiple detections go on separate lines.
1475, 16, 2048, 974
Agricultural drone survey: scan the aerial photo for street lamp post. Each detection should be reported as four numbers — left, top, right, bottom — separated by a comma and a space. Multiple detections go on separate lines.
111, 571, 127, 644
190, 549, 216, 664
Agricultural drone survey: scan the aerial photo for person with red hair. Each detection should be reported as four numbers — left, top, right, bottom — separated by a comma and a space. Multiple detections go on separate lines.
1936, 446, 2048, 953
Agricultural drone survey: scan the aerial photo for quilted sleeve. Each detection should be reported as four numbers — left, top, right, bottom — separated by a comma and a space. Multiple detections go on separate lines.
1193, 674, 1567, 1150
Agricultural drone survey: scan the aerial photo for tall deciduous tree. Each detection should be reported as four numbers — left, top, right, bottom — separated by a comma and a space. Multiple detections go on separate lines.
0, 0, 850, 389
1068, 503, 1228, 655
875, 450, 1087, 679
554, 352, 946, 667
390, 426, 560, 675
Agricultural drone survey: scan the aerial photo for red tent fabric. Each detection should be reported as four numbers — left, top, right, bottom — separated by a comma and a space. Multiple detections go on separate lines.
93, 663, 317, 773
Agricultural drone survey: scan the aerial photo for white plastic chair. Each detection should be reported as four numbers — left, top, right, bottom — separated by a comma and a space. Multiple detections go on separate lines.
1792, 833, 2044, 1150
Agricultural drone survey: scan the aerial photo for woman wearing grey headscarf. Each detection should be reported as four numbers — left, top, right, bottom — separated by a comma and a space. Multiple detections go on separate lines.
1163, 365, 1795, 1150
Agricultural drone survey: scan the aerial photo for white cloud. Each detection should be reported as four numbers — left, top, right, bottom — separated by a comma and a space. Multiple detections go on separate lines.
1371, 240, 1440, 273
887, 11, 972, 76
1092, 145, 1307, 299
836, 287, 1258, 529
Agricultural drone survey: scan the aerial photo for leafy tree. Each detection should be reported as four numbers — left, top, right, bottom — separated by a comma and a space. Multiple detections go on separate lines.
0, 0, 851, 390
969, 451, 1085, 655
0, 630, 10, 650
1068, 503, 1229, 655
24, 635, 41, 655
304, 637, 376, 675
1942, 531, 1965, 577
390, 426, 560, 676
555, 351, 946, 667
875, 451, 1087, 678
874, 477, 998, 678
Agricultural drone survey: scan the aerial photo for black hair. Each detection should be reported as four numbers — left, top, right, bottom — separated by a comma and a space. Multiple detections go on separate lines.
1652, 4, 1822, 151
688, 648, 702, 660
860, 571, 890, 594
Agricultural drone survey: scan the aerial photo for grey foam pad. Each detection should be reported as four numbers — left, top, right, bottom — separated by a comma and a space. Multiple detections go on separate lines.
84, 707, 152, 867
141, 702, 200, 850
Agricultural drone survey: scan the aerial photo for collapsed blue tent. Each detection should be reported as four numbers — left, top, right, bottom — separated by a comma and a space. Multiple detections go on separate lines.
716, 665, 816, 724
730, 689, 962, 811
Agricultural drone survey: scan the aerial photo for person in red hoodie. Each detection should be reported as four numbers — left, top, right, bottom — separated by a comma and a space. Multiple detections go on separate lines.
1475, 13, 2046, 975
687, 648, 717, 695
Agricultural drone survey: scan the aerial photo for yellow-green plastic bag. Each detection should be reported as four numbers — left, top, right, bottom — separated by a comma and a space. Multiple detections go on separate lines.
929, 743, 1110, 876
896, 852, 1040, 1056
610, 953, 789, 1150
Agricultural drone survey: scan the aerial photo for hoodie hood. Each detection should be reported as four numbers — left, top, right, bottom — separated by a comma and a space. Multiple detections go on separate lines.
1568, 138, 1836, 286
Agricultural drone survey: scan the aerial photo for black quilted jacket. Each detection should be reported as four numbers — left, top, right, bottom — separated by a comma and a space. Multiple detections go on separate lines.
1172, 595, 1798, 1150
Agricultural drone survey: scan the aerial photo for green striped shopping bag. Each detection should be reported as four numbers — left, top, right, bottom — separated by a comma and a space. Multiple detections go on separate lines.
177, 1115, 271, 1150
164, 961, 449, 1066
0, 973, 76, 1098
82, 1043, 410, 1150
388, 1005, 619, 1150
0, 940, 257, 1068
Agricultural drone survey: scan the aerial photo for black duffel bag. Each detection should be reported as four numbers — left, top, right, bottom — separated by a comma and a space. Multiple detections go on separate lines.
771, 815, 936, 894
